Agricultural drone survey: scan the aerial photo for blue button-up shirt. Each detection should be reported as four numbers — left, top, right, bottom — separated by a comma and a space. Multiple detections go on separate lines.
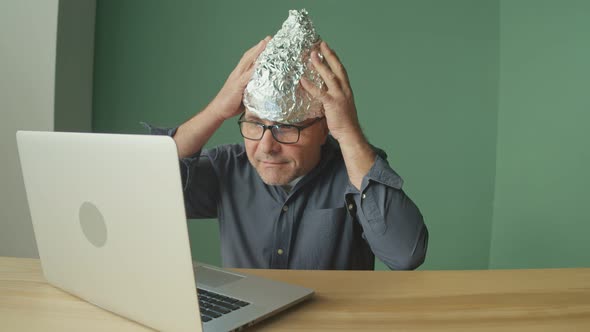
149, 124, 428, 270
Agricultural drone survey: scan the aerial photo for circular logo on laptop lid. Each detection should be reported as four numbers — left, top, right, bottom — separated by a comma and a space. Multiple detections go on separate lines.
79, 201, 108, 248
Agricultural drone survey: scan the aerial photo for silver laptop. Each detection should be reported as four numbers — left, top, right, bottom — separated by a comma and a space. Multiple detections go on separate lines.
16, 130, 313, 332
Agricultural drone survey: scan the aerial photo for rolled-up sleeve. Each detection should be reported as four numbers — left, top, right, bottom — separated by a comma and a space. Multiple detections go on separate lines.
345, 154, 428, 270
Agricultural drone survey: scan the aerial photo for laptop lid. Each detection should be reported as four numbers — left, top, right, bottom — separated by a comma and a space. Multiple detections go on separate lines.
16, 130, 313, 332
17, 130, 202, 331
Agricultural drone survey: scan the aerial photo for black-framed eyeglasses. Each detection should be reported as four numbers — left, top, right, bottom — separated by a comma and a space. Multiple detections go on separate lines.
237, 113, 325, 144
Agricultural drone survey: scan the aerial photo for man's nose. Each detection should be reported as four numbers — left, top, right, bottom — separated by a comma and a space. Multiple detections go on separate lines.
259, 128, 280, 154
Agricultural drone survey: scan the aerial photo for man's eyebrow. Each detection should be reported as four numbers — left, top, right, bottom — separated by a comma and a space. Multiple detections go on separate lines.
244, 115, 262, 122
244, 116, 283, 125
244, 115, 293, 126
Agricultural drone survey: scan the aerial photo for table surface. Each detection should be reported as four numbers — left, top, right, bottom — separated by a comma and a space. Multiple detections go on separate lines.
1, 256, 589, 331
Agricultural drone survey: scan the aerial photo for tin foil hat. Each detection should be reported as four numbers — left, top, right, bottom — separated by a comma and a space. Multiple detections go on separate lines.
243, 9, 325, 124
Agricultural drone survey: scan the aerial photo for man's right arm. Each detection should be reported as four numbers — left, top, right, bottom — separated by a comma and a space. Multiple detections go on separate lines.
173, 37, 271, 158
173, 104, 225, 158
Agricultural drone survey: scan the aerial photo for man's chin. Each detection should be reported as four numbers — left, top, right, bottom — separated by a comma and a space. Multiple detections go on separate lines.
259, 177, 291, 186
257, 171, 295, 186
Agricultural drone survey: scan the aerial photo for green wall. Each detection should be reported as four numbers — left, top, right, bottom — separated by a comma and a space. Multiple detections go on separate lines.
93, 0, 500, 270
489, 0, 590, 268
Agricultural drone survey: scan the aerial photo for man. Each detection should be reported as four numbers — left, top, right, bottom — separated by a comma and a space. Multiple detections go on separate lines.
153, 37, 428, 270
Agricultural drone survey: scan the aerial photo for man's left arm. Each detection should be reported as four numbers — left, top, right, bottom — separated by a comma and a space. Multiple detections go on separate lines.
302, 41, 428, 270
344, 146, 429, 270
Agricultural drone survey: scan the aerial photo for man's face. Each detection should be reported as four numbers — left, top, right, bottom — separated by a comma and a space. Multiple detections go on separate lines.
243, 111, 328, 186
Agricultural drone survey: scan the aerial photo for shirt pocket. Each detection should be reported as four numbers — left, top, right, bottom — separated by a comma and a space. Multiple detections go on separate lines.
301, 207, 347, 239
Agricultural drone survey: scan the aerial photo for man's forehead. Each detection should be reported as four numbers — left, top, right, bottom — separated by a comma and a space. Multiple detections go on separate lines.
243, 111, 312, 125
244, 112, 285, 125
243, 111, 263, 121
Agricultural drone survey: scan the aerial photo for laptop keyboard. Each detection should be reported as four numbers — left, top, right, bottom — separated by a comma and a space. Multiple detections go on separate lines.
197, 288, 251, 323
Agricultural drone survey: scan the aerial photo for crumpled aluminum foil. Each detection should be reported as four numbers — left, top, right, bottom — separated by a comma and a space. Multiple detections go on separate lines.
243, 9, 325, 124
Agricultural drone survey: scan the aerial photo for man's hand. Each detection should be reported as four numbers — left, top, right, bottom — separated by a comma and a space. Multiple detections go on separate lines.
300, 41, 363, 145
301, 41, 376, 190
173, 37, 270, 158
211, 36, 271, 121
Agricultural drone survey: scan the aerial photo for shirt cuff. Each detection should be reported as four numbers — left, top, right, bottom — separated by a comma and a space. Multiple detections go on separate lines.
345, 154, 404, 195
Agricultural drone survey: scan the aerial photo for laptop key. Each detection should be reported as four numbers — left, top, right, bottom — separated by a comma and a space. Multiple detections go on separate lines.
211, 305, 231, 314
219, 295, 233, 302
225, 298, 240, 304
199, 302, 213, 310
202, 309, 221, 318
235, 300, 250, 307
210, 299, 229, 307
200, 315, 212, 322
220, 302, 241, 311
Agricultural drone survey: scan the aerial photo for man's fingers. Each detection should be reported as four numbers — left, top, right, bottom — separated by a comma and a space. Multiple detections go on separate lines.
247, 36, 271, 56
240, 40, 264, 64
320, 41, 349, 83
300, 76, 316, 96
310, 50, 341, 92
300, 76, 326, 101
237, 36, 271, 71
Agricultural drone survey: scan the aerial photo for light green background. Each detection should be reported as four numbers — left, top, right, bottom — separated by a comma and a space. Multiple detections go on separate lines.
92, 0, 589, 270
490, 1, 590, 268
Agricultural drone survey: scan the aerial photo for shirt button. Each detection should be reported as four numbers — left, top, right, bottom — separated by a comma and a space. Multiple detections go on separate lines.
282, 205, 288, 212
277, 249, 284, 255
348, 203, 354, 210
362, 194, 366, 199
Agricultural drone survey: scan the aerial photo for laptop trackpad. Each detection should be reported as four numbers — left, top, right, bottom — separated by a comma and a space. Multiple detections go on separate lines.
196, 265, 244, 288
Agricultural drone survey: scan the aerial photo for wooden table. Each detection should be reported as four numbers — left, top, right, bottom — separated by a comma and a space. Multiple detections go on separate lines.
1, 256, 589, 331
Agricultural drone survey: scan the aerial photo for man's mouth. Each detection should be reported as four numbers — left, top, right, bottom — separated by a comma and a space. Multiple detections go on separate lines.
260, 160, 288, 165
